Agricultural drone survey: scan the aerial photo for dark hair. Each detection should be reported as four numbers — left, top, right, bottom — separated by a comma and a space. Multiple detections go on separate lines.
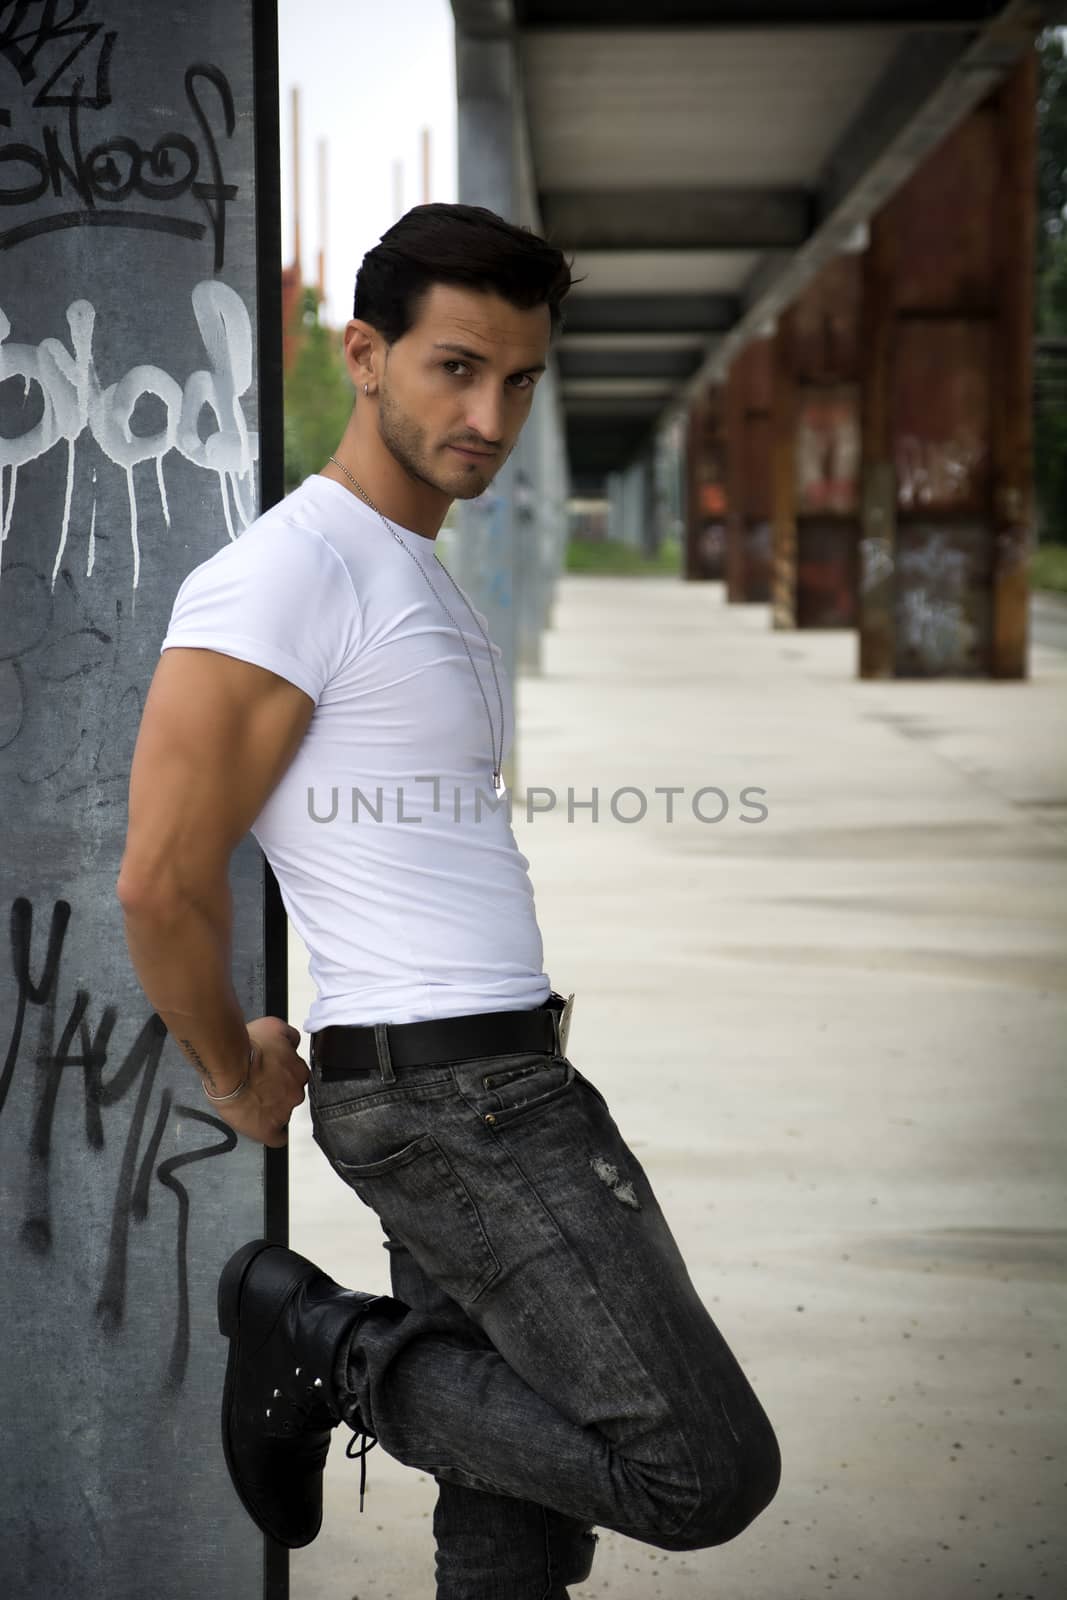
353, 203, 577, 344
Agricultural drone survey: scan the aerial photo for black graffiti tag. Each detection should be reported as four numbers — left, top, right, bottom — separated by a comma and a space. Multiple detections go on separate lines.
2, 895, 238, 1393
0, 0, 238, 269
0, 0, 117, 110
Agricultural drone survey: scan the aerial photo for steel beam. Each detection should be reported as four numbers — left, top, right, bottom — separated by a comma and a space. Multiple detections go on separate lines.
678, 2, 1064, 405
562, 294, 738, 336
509, 3, 1007, 25
541, 188, 812, 251
559, 347, 706, 381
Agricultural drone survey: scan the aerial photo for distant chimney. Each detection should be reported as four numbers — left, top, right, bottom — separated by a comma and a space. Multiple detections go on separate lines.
421, 126, 431, 203
317, 137, 327, 308
291, 85, 302, 277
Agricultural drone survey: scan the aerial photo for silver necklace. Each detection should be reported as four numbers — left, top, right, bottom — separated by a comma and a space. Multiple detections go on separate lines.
327, 456, 507, 797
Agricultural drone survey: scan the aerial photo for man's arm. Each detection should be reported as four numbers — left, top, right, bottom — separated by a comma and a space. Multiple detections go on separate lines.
117, 646, 316, 1146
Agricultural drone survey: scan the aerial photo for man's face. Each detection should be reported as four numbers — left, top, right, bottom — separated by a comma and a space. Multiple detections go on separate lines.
373, 283, 551, 500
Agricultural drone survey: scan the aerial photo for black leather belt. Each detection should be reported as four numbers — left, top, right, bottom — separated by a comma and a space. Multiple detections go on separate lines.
310, 990, 574, 1079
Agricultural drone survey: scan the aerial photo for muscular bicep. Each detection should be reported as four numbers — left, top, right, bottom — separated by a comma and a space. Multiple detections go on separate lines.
118, 647, 315, 905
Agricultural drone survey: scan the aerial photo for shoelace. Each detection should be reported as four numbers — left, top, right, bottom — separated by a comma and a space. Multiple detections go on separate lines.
345, 1428, 379, 1511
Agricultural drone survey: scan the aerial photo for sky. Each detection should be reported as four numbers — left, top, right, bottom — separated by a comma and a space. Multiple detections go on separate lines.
277, 0, 458, 327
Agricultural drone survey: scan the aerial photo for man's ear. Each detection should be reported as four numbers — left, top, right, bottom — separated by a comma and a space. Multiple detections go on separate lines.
343, 318, 379, 389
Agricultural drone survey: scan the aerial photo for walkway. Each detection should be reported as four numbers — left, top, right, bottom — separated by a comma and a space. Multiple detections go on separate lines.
289, 577, 1067, 1600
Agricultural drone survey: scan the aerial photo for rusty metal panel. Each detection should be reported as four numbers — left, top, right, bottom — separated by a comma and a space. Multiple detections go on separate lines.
796, 385, 861, 514
743, 413, 774, 521
894, 320, 992, 513
741, 520, 773, 603
792, 255, 862, 383
771, 308, 798, 629
858, 208, 897, 678
686, 385, 727, 579
884, 107, 999, 315
990, 55, 1035, 680
894, 521, 992, 676
796, 520, 859, 628
741, 336, 775, 412
725, 337, 779, 602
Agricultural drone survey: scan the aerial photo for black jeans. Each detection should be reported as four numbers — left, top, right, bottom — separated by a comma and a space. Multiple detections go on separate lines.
308, 1030, 781, 1599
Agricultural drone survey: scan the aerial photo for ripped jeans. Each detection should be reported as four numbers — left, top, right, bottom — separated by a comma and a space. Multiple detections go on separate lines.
308, 1027, 782, 1600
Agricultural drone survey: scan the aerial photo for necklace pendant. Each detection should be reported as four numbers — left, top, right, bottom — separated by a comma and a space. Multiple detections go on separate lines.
493, 770, 506, 797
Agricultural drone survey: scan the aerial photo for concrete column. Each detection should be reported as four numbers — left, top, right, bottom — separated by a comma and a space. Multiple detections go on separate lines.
0, 4, 284, 1595
608, 460, 650, 550
448, 23, 572, 773
853, 64, 1035, 678
447, 27, 521, 768
724, 338, 774, 603
516, 360, 569, 673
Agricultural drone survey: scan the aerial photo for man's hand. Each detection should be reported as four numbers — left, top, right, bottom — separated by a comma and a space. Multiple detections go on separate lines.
206, 1016, 311, 1148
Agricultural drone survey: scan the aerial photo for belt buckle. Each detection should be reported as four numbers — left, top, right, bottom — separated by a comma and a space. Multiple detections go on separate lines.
554, 991, 575, 1057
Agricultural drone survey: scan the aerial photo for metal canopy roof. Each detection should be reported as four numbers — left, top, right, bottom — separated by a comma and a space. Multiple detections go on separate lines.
452, 1, 1066, 487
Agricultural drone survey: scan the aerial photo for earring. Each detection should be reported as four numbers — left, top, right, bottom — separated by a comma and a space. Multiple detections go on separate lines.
363, 383, 369, 395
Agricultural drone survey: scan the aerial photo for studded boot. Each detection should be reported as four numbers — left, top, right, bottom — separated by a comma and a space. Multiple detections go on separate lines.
217, 1237, 384, 1548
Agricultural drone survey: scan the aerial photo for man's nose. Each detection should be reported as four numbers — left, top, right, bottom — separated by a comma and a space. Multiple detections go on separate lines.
463, 386, 506, 446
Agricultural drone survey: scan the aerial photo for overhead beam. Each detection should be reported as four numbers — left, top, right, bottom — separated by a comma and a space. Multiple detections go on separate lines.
568, 419, 655, 439
567, 416, 654, 438
559, 346, 705, 381
567, 436, 651, 473
677, 1, 1064, 408
561, 293, 739, 336
561, 332, 709, 351
563, 377, 675, 400
510, 3, 1003, 24
541, 188, 811, 251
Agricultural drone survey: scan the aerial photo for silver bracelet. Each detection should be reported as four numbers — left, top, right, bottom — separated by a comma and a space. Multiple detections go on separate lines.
202, 1044, 256, 1103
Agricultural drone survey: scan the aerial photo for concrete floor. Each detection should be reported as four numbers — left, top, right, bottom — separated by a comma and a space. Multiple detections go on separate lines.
287, 579, 1067, 1600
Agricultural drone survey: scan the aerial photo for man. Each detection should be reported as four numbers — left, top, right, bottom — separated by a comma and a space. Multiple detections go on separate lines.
117, 203, 781, 1598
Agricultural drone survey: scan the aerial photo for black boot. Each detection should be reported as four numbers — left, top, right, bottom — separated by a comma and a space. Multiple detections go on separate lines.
217, 1238, 384, 1548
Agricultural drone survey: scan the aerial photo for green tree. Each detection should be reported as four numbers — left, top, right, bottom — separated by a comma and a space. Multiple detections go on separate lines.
1037, 30, 1067, 281
283, 287, 354, 493
1035, 31, 1067, 543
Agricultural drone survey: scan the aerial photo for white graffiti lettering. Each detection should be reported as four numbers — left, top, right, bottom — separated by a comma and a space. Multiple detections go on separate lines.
0, 280, 258, 590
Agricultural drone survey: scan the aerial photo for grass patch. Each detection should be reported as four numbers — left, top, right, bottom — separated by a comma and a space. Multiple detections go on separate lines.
566, 537, 683, 577
1032, 543, 1067, 594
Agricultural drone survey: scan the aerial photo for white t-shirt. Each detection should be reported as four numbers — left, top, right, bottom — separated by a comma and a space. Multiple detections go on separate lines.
160, 472, 551, 1030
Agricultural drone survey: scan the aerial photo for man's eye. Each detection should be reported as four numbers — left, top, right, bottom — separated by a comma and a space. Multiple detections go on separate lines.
441, 360, 534, 390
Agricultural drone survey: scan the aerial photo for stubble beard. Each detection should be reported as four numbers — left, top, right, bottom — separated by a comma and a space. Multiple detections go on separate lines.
376, 381, 506, 501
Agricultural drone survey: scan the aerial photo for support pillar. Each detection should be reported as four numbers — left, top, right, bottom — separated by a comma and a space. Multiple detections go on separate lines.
0, 5, 285, 1595
991, 50, 1036, 678
684, 384, 727, 580
771, 307, 799, 629
858, 211, 898, 677
449, 27, 520, 715
791, 254, 862, 627
855, 58, 1035, 677
449, 22, 572, 754
724, 339, 774, 603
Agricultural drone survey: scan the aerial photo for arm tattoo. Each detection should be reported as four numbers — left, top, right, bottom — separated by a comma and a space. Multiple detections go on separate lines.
177, 1036, 221, 1095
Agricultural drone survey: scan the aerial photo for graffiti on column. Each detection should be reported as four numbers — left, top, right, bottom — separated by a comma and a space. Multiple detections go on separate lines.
0, 281, 258, 590
796, 388, 860, 514
0, 10, 235, 266
1, 895, 237, 1393
896, 527, 981, 673
0, 5, 259, 590
0, 2, 268, 1413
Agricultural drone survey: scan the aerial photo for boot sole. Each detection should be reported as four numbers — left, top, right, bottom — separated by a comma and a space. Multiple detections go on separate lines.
218, 1238, 316, 1548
